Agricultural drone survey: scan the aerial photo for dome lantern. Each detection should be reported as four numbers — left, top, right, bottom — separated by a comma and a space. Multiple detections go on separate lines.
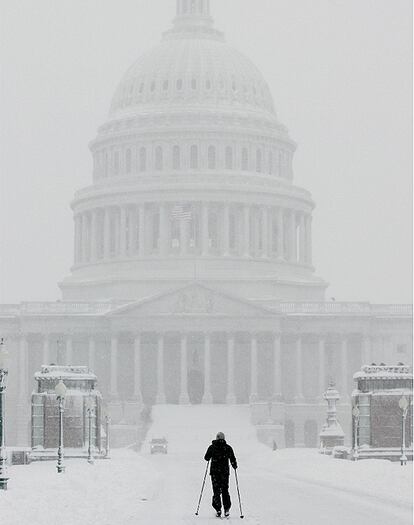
176, 0, 210, 17
165, 0, 223, 41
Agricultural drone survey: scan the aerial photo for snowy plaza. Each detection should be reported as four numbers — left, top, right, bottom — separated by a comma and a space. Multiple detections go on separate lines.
0, 1, 412, 523
1, 406, 412, 525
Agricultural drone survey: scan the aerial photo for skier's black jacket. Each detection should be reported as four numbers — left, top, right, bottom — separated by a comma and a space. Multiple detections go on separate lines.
204, 439, 238, 476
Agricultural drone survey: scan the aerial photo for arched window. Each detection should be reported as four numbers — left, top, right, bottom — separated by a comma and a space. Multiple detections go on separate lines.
125, 148, 132, 174
155, 146, 163, 171
139, 82, 144, 94
190, 145, 198, 169
150, 81, 156, 92
256, 149, 262, 173
177, 79, 183, 91
182, 0, 188, 13
225, 146, 233, 169
285, 420, 295, 448
206, 78, 212, 90
163, 80, 169, 91
191, 78, 197, 90
241, 148, 249, 171
268, 151, 273, 175
173, 145, 181, 170
304, 421, 318, 448
113, 151, 120, 175
208, 146, 216, 169
139, 147, 147, 172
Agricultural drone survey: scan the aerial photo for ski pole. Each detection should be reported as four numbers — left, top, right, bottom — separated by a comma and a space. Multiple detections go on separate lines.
234, 468, 244, 519
195, 460, 210, 516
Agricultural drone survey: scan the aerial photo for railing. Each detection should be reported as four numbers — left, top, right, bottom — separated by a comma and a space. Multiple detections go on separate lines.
274, 302, 412, 315
15, 301, 127, 315
73, 172, 312, 201
0, 301, 411, 317
0, 304, 21, 315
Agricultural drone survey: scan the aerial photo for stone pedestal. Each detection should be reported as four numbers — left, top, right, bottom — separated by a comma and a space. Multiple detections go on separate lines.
319, 381, 345, 454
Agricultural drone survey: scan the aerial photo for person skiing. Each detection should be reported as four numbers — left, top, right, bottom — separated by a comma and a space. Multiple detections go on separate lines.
204, 432, 238, 518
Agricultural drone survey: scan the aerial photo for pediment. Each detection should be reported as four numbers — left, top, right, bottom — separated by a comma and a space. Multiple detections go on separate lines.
108, 283, 274, 318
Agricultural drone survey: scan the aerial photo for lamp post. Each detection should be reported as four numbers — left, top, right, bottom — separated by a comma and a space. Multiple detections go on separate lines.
0, 339, 9, 490
352, 405, 360, 461
104, 410, 111, 460
399, 395, 409, 466
85, 396, 94, 465
55, 380, 67, 473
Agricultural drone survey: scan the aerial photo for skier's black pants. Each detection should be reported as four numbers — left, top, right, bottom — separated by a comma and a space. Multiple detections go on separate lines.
211, 472, 231, 512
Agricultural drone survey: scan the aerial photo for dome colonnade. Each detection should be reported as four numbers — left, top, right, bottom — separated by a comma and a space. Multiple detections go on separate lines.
73, 201, 312, 267
64, 0, 321, 299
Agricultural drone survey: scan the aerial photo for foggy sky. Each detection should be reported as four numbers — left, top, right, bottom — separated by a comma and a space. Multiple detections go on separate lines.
0, 0, 412, 304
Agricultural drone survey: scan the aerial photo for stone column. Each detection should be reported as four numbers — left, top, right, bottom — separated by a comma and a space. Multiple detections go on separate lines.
299, 213, 306, 264
222, 204, 230, 256
202, 333, 213, 404
133, 334, 143, 402
16, 334, 29, 445
82, 213, 89, 262
201, 203, 209, 256
318, 337, 326, 399
262, 207, 269, 258
384, 336, 393, 364
305, 214, 312, 265
250, 334, 258, 403
362, 335, 371, 365
110, 335, 119, 400
88, 336, 95, 372
138, 205, 145, 256
289, 211, 297, 263
128, 207, 136, 255
74, 214, 81, 264
226, 334, 236, 404
156, 334, 166, 404
65, 335, 73, 365
90, 210, 97, 262
42, 334, 50, 366
243, 205, 250, 257
294, 336, 304, 401
179, 215, 187, 256
277, 208, 284, 260
273, 333, 282, 400
340, 336, 349, 399
18, 335, 28, 402
179, 333, 190, 404
119, 206, 127, 258
159, 203, 168, 256
103, 207, 111, 259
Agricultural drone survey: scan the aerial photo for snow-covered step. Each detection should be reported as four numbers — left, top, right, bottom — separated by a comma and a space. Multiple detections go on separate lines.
145, 404, 259, 457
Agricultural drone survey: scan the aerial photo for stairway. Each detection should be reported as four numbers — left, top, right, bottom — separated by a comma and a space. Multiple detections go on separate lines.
145, 404, 259, 456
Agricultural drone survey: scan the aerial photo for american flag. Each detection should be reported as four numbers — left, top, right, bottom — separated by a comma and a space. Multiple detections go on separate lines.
171, 204, 192, 222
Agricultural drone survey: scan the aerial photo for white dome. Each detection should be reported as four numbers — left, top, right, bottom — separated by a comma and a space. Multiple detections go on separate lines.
109, 26, 275, 119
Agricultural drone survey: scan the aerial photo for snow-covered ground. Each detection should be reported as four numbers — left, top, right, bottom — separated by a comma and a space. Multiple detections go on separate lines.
1, 405, 412, 525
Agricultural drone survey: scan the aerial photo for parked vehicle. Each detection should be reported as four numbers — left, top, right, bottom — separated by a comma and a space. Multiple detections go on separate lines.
150, 437, 168, 454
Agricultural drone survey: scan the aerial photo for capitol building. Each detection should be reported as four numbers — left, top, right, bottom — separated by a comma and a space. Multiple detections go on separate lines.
2, 0, 412, 448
